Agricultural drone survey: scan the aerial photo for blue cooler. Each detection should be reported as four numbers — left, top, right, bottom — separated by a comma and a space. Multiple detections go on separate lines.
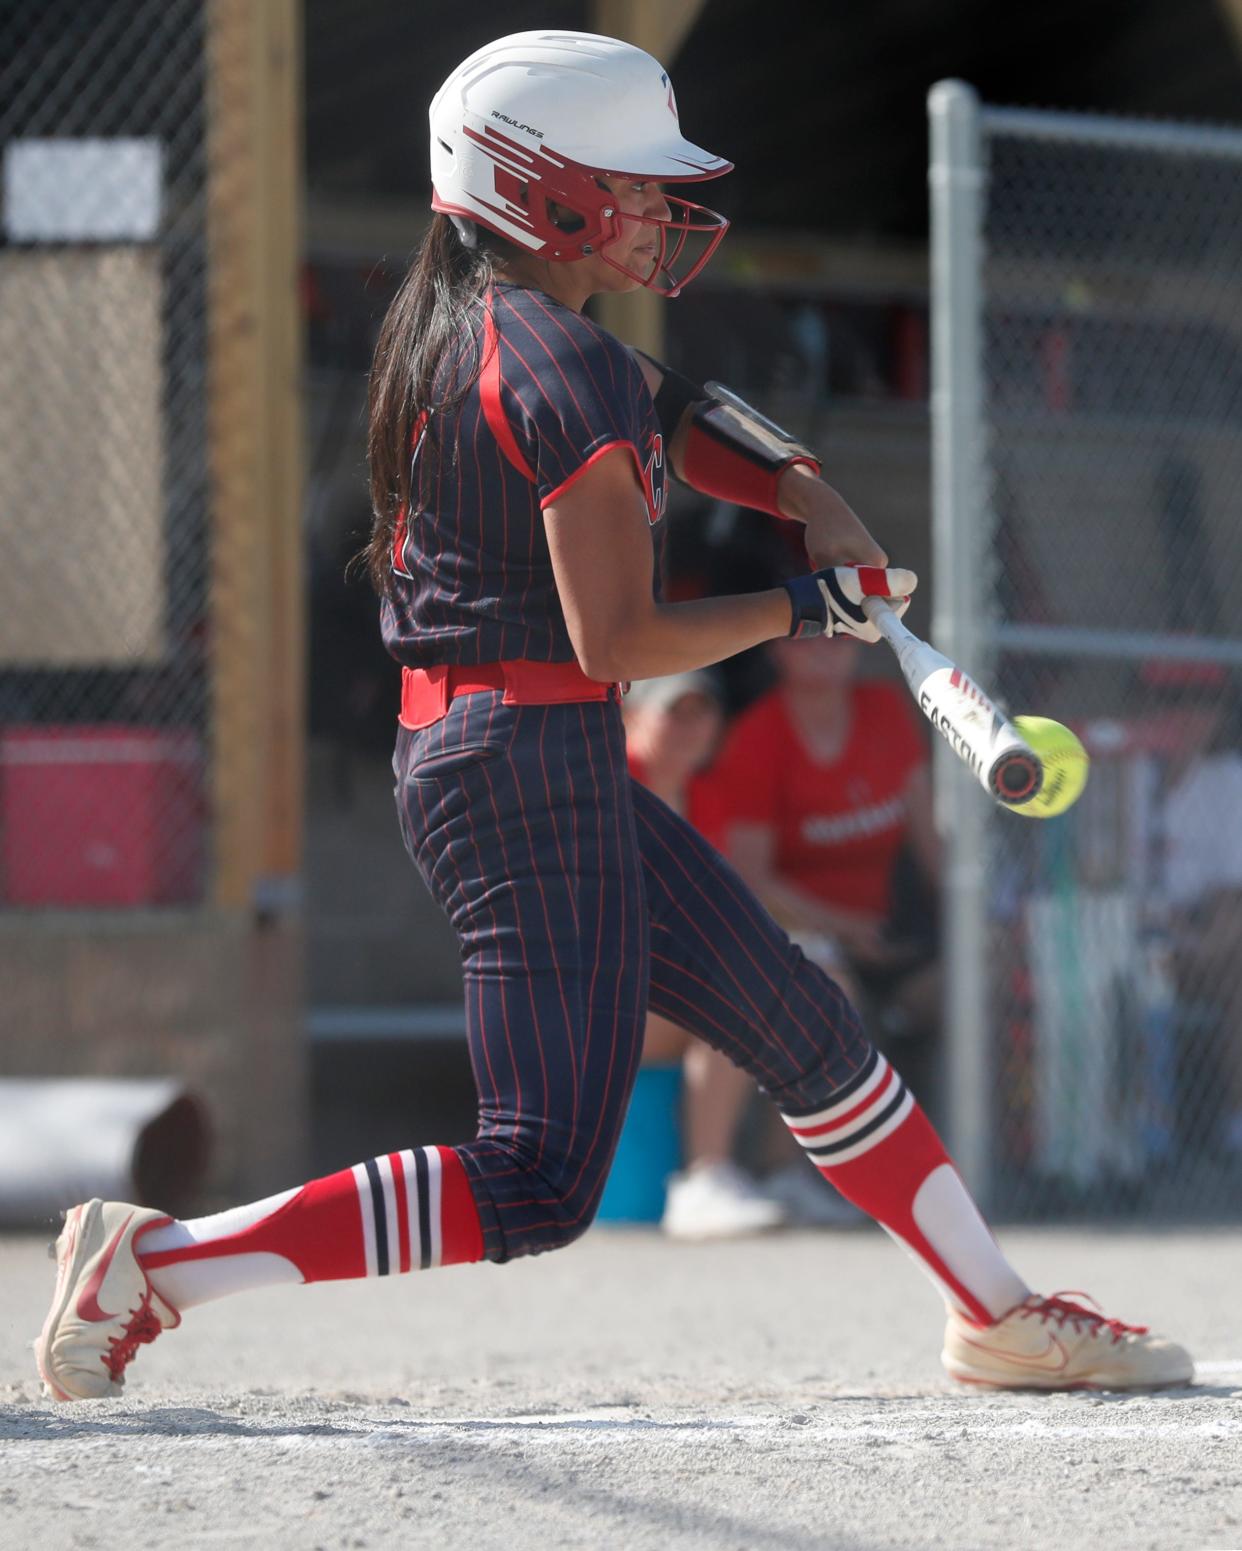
596, 1064, 683, 1223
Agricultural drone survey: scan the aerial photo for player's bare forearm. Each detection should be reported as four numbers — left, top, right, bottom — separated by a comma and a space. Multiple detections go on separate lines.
777, 465, 888, 568
544, 441, 901, 681
546, 447, 792, 680
593, 588, 793, 682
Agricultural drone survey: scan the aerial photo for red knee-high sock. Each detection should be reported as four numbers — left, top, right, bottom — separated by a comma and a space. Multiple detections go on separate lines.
782, 1051, 1028, 1324
139, 1146, 484, 1310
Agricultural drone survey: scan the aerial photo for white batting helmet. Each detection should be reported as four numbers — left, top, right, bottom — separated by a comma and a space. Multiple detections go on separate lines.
429, 30, 731, 295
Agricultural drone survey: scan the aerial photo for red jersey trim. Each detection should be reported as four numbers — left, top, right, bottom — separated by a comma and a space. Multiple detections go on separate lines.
390, 410, 430, 580
540, 438, 645, 511
481, 303, 537, 482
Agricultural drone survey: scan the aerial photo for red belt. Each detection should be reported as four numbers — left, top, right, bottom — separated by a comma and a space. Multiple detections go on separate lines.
400, 659, 622, 731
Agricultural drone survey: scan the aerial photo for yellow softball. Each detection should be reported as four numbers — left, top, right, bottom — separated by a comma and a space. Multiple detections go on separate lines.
1009, 716, 1090, 819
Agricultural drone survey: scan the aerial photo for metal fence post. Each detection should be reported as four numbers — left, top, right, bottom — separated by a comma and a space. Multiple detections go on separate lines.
929, 80, 991, 1202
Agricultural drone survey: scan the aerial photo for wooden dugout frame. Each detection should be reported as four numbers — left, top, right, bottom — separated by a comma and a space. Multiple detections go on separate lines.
206, 0, 305, 913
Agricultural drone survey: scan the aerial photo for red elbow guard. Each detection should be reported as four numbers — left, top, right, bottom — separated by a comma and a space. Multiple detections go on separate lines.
679, 390, 821, 518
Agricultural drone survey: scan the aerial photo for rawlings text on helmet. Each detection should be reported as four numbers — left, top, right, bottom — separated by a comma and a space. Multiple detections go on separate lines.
490, 111, 543, 140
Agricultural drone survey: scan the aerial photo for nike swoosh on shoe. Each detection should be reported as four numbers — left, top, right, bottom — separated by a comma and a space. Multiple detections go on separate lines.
964, 1331, 1069, 1370
76, 1212, 136, 1322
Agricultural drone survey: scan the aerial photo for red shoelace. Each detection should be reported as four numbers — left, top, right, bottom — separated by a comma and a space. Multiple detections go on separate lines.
1019, 1291, 1148, 1346
104, 1299, 164, 1382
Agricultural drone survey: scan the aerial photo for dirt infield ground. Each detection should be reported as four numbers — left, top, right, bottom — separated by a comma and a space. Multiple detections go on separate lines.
2, 1224, 1240, 1550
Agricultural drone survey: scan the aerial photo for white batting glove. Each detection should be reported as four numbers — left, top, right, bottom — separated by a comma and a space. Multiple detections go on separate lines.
783, 565, 918, 641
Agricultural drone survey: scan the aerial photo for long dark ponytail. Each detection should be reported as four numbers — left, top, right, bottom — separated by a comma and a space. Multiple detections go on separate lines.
365, 214, 500, 594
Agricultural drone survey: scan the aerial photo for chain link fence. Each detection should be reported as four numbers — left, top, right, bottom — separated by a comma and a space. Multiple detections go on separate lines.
0, 0, 211, 909
933, 84, 1242, 1219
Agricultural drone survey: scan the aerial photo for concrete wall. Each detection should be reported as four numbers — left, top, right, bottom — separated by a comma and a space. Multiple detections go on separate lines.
0, 912, 306, 1203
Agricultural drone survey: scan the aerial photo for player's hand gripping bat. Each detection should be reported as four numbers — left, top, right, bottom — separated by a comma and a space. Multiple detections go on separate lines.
860, 597, 1044, 808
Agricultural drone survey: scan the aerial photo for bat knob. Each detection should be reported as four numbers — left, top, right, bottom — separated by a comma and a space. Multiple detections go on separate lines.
990, 750, 1043, 805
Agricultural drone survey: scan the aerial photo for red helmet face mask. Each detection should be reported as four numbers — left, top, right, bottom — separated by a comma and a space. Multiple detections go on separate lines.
597, 195, 729, 298
439, 122, 729, 297
430, 31, 732, 297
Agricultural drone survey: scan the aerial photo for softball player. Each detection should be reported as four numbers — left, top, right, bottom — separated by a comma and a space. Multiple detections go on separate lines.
37, 30, 1191, 1400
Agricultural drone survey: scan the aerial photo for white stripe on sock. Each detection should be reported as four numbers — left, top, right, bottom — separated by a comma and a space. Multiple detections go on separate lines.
352, 1163, 377, 1277
781, 1055, 892, 1135
145, 1251, 303, 1311
398, 1148, 420, 1271
911, 1163, 1029, 1320
877, 1221, 976, 1317
426, 1146, 443, 1269
376, 1153, 400, 1274
808, 1087, 914, 1166
138, 1187, 300, 1255
786, 1069, 902, 1155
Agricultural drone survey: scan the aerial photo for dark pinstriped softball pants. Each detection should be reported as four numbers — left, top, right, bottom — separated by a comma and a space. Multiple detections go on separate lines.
394, 692, 871, 1262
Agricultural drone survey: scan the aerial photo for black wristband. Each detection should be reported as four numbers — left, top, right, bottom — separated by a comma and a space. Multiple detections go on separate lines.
783, 573, 829, 639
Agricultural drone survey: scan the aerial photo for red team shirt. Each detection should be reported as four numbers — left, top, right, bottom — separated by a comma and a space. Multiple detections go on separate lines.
709, 680, 927, 919
383, 282, 668, 668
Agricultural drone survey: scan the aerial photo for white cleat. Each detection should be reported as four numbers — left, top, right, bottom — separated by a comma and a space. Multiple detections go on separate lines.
942, 1291, 1194, 1391
661, 1161, 787, 1242
35, 1199, 180, 1402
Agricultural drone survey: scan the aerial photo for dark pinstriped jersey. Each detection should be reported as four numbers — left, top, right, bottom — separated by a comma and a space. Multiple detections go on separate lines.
381, 281, 669, 669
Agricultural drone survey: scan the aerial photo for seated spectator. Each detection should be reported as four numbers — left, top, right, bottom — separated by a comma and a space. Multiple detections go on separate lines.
1149, 661, 1242, 1158
715, 634, 940, 1028
710, 633, 942, 1220
624, 672, 786, 1240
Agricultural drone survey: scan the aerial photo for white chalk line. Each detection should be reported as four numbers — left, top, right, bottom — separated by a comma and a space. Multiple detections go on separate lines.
7, 1408, 1242, 1451
359, 1416, 1242, 1444
6, 1365, 1241, 1453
